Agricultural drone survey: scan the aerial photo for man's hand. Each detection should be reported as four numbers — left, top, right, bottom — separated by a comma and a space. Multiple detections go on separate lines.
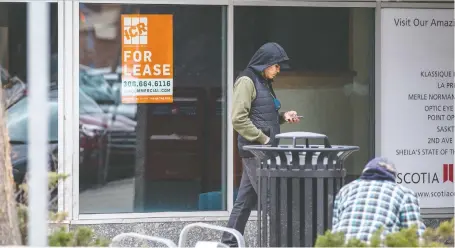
284, 111, 301, 123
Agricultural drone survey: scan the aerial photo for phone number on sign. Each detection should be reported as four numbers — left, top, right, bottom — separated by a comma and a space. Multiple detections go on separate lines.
123, 80, 171, 88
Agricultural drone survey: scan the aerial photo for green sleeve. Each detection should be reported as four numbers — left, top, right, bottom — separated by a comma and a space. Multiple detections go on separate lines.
231, 76, 269, 144
279, 112, 286, 125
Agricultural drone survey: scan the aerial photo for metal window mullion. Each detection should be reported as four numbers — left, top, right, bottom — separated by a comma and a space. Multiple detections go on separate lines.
62, 0, 75, 221
27, 2, 50, 246
57, 0, 65, 215
374, 1, 382, 157
227, 0, 234, 213
71, 1, 81, 220
221, 6, 228, 211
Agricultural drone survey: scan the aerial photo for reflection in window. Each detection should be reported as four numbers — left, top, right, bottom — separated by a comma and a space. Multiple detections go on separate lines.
80, 90, 105, 115
0, 2, 59, 211
78, 4, 227, 214
7, 96, 59, 143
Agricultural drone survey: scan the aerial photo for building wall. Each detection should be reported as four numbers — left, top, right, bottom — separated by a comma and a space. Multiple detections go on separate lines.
67, 218, 450, 246
2, 1, 453, 245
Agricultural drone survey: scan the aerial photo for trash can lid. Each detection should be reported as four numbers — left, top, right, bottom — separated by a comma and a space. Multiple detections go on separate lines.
276, 132, 327, 139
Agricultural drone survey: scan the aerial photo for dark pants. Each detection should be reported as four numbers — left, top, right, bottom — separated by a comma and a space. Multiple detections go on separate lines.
221, 157, 260, 247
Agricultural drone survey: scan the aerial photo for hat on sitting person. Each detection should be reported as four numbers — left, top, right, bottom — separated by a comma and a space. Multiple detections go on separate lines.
361, 157, 397, 182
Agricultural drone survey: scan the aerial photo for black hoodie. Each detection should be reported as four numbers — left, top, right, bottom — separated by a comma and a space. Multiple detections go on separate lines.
246, 42, 290, 74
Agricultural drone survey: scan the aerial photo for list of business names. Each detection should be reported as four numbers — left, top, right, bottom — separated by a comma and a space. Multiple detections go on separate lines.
396, 70, 454, 157
381, 8, 454, 209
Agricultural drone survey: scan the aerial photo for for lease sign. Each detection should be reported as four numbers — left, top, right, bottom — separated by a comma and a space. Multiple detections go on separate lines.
121, 14, 173, 103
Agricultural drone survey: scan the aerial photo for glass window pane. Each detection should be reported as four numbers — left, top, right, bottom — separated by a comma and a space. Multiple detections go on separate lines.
1, 2, 59, 211
233, 7, 375, 189
78, 4, 227, 214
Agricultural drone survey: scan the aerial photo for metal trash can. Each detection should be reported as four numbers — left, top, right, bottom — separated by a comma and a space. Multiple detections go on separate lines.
243, 132, 359, 247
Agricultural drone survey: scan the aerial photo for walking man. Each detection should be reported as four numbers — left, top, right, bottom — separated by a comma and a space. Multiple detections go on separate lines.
221, 42, 301, 247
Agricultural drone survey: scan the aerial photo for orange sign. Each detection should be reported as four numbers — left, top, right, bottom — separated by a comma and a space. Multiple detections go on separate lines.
121, 14, 173, 103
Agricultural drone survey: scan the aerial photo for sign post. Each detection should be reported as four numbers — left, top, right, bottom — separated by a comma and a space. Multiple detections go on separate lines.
121, 14, 174, 104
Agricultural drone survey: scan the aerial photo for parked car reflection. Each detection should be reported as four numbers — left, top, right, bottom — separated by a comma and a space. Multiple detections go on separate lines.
7, 88, 137, 190
80, 65, 117, 105
7, 90, 105, 186
7, 90, 60, 212
7, 94, 59, 184
79, 88, 137, 184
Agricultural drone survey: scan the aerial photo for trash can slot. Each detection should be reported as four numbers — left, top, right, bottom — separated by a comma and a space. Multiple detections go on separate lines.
316, 152, 329, 170
279, 178, 289, 246
291, 178, 301, 247
316, 177, 325, 236
269, 155, 277, 169
303, 178, 314, 247
304, 151, 314, 169
278, 152, 289, 167
270, 177, 278, 247
261, 151, 355, 169
289, 152, 298, 168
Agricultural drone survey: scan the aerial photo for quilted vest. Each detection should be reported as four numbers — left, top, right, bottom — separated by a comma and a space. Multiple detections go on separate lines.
236, 69, 280, 158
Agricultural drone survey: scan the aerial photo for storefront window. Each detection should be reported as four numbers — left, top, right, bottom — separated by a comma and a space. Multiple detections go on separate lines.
233, 7, 375, 189
0, 2, 59, 211
78, 4, 227, 214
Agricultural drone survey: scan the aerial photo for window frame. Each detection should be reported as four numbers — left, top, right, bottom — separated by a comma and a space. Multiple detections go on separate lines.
66, 0, 377, 223
68, 0, 233, 221
62, 0, 455, 223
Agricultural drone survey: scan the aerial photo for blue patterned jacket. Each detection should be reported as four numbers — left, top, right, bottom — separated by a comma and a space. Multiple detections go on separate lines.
332, 179, 426, 243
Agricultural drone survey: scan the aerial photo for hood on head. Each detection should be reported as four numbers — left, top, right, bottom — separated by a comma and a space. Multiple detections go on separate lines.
360, 157, 397, 182
363, 157, 397, 174
247, 42, 290, 73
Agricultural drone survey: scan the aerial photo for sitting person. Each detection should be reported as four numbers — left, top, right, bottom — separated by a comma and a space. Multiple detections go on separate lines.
332, 157, 426, 243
